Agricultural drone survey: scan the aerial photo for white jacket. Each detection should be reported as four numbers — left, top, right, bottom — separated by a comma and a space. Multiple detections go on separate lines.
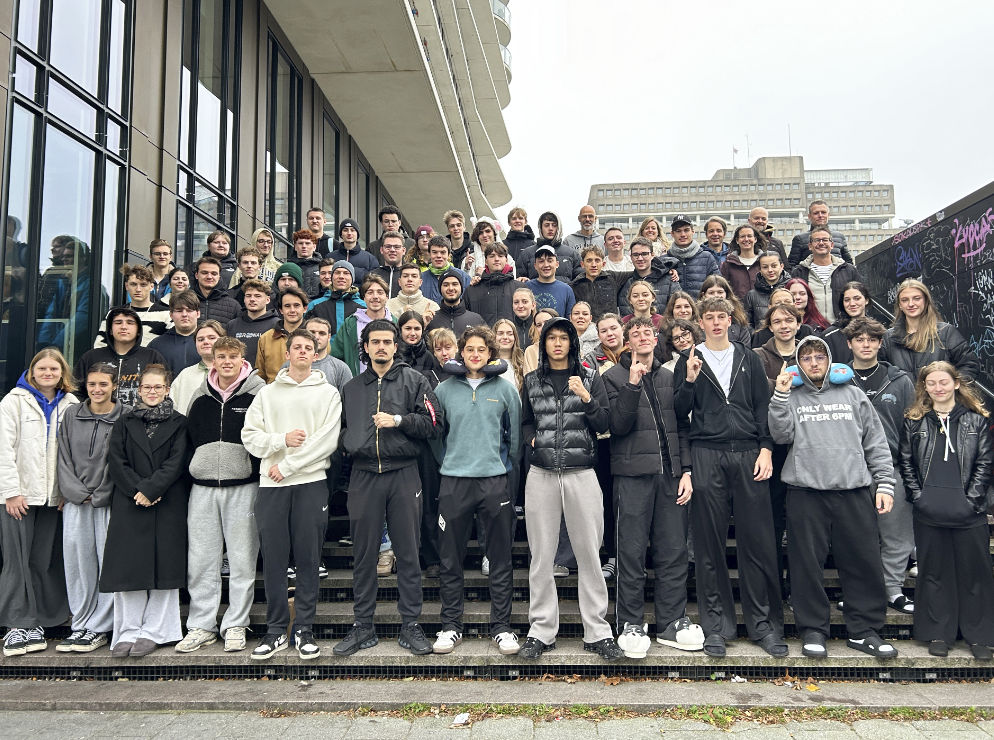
0, 388, 79, 505
170, 362, 208, 415
241, 368, 342, 487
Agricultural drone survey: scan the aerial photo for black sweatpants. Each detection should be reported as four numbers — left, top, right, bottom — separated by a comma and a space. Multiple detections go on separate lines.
691, 445, 780, 641
769, 443, 790, 599
913, 517, 994, 646
348, 465, 423, 626
416, 443, 441, 568
613, 473, 688, 633
787, 486, 886, 638
0, 505, 69, 628
256, 481, 328, 633
595, 437, 615, 559
438, 474, 514, 635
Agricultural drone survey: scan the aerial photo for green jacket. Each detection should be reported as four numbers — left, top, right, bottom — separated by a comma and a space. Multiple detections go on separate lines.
329, 311, 397, 377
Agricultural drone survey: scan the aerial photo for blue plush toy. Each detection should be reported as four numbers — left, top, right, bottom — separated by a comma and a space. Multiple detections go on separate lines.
785, 363, 854, 386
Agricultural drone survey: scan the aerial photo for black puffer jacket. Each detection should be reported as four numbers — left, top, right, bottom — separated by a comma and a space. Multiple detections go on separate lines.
399, 338, 443, 389
521, 318, 609, 470
504, 225, 536, 261
465, 268, 516, 325
880, 322, 981, 382
517, 217, 581, 281
289, 255, 324, 299
743, 270, 790, 328
788, 229, 853, 269
602, 354, 690, 477
341, 361, 443, 473
426, 302, 486, 336
899, 406, 993, 514
571, 272, 620, 320
192, 284, 242, 326
617, 256, 681, 315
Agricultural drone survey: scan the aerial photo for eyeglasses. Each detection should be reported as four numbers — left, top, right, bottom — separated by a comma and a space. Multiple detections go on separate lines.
799, 354, 828, 364
811, 238, 833, 244
631, 252, 652, 258
673, 331, 693, 342
140, 384, 167, 392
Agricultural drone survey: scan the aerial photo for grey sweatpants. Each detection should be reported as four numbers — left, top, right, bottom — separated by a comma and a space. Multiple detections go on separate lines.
524, 467, 612, 644
186, 483, 260, 635
112, 589, 182, 648
62, 503, 113, 633
877, 477, 914, 597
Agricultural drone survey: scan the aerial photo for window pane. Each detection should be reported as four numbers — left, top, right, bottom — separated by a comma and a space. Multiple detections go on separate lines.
36, 125, 96, 364
101, 162, 122, 317
16, 0, 42, 51
0, 107, 37, 389
108, 0, 127, 113
47, 78, 98, 139
194, 0, 225, 186
356, 162, 369, 245
50, 0, 102, 96
322, 117, 338, 234
13, 54, 39, 101
267, 49, 294, 241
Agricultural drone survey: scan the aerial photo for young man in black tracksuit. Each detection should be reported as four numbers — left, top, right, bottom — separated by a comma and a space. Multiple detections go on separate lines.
674, 297, 787, 659
334, 319, 443, 657
602, 317, 702, 658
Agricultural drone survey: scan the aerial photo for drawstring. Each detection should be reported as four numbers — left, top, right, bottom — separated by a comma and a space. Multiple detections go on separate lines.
938, 413, 955, 461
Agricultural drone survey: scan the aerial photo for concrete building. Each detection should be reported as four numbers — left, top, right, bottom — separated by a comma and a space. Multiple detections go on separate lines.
0, 0, 513, 390
589, 156, 898, 255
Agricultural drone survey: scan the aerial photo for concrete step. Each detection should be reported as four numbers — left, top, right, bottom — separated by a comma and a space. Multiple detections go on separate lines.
1, 638, 986, 684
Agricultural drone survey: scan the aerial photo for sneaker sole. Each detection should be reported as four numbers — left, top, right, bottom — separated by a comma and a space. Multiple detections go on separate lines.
250, 642, 288, 661
398, 638, 433, 656
847, 640, 898, 659
174, 636, 218, 653
297, 648, 321, 660
802, 647, 828, 658
3, 646, 27, 657
621, 648, 648, 659
24, 642, 47, 653
496, 644, 520, 656
432, 642, 459, 654
656, 637, 704, 652
72, 642, 107, 653
55, 643, 76, 653
224, 641, 247, 652
333, 635, 378, 657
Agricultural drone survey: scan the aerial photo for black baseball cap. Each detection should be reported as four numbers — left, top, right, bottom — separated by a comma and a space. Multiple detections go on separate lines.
671, 214, 693, 228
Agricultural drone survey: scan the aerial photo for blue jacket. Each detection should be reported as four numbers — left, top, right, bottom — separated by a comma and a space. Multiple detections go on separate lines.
435, 360, 520, 478
421, 266, 470, 304
148, 329, 198, 376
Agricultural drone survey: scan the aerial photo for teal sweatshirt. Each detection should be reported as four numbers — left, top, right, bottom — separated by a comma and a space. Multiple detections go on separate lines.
434, 362, 520, 478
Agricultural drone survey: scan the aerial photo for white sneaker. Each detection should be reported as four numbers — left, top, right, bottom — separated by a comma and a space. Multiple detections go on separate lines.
553, 564, 569, 578
223, 626, 247, 652
432, 629, 462, 654
617, 622, 651, 659
174, 628, 217, 653
656, 616, 705, 652
494, 631, 520, 655
481, 556, 490, 576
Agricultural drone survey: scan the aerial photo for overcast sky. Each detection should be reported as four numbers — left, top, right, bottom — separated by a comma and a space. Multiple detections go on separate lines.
496, 0, 994, 233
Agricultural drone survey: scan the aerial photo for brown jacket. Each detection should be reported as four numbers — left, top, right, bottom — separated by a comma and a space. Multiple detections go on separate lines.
753, 336, 797, 396
255, 323, 292, 383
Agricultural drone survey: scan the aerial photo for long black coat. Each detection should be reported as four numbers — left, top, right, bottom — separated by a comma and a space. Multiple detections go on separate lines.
100, 411, 189, 592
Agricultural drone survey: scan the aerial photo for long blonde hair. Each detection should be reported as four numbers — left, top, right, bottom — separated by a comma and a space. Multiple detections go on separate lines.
905, 361, 988, 420
28, 347, 77, 393
638, 217, 670, 250
893, 279, 943, 354
493, 318, 524, 389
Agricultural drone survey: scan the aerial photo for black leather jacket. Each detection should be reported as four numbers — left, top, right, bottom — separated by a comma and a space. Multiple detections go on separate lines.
341, 361, 444, 473
899, 407, 993, 514
521, 318, 609, 470
880, 322, 981, 382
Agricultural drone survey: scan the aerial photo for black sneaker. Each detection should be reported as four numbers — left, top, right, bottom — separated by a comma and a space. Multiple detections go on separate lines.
518, 636, 555, 659
398, 622, 432, 655
333, 623, 378, 656
294, 629, 320, 660
72, 630, 108, 653
57, 629, 85, 653
251, 633, 288, 660
318, 561, 329, 579
23, 626, 47, 653
583, 637, 624, 661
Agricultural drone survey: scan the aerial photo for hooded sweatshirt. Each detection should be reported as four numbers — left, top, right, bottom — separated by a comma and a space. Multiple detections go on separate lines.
240, 367, 342, 487
57, 399, 129, 507
503, 225, 535, 261
226, 308, 280, 365
743, 269, 790, 329
767, 336, 895, 496
75, 308, 167, 407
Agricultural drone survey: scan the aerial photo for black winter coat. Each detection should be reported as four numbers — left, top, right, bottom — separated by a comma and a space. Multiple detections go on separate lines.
571, 273, 620, 320
100, 411, 189, 592
788, 229, 854, 269
518, 239, 581, 281
289, 255, 324, 299
899, 407, 993, 514
426, 303, 486, 336
602, 355, 690, 477
341, 362, 443, 473
520, 317, 609, 470
192, 284, 242, 326
465, 270, 516, 326
504, 226, 536, 261
743, 270, 790, 328
617, 256, 682, 316
880, 322, 981, 382
671, 245, 719, 297
328, 243, 379, 285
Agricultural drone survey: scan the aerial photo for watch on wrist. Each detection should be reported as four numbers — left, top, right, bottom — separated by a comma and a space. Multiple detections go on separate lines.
393, 414, 402, 427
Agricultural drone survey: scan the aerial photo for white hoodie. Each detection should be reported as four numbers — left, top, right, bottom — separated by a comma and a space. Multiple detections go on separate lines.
241, 367, 342, 487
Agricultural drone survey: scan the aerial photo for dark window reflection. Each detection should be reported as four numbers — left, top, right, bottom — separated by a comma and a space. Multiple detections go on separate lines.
322, 117, 339, 235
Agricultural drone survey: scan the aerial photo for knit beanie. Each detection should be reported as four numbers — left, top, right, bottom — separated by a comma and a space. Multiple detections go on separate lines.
332, 259, 356, 285
338, 218, 361, 239
273, 262, 303, 287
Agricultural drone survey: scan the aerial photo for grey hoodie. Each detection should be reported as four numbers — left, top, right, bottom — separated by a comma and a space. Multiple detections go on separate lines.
56, 400, 130, 507
767, 336, 895, 497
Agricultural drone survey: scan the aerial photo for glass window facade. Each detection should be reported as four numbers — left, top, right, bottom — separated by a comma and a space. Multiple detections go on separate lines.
322, 116, 340, 236
1, 0, 132, 390
265, 37, 302, 252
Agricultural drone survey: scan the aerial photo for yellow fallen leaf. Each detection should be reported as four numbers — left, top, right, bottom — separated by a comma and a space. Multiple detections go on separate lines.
806, 683, 820, 692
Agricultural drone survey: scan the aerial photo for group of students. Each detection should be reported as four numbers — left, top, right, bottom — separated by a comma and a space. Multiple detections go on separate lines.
0, 202, 991, 664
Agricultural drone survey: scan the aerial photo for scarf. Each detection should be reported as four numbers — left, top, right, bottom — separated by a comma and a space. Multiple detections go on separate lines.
427, 261, 454, 277
666, 240, 702, 261
135, 397, 174, 438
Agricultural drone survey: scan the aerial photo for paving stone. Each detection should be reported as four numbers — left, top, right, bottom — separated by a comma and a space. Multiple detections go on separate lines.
977, 720, 994, 737
216, 713, 295, 737
655, 719, 716, 731
596, 717, 663, 739
470, 717, 534, 738
784, 719, 857, 738
408, 715, 478, 738
150, 712, 240, 738
344, 716, 412, 739
533, 718, 599, 738
284, 714, 353, 739
910, 720, 988, 736
725, 721, 792, 738
852, 719, 927, 739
